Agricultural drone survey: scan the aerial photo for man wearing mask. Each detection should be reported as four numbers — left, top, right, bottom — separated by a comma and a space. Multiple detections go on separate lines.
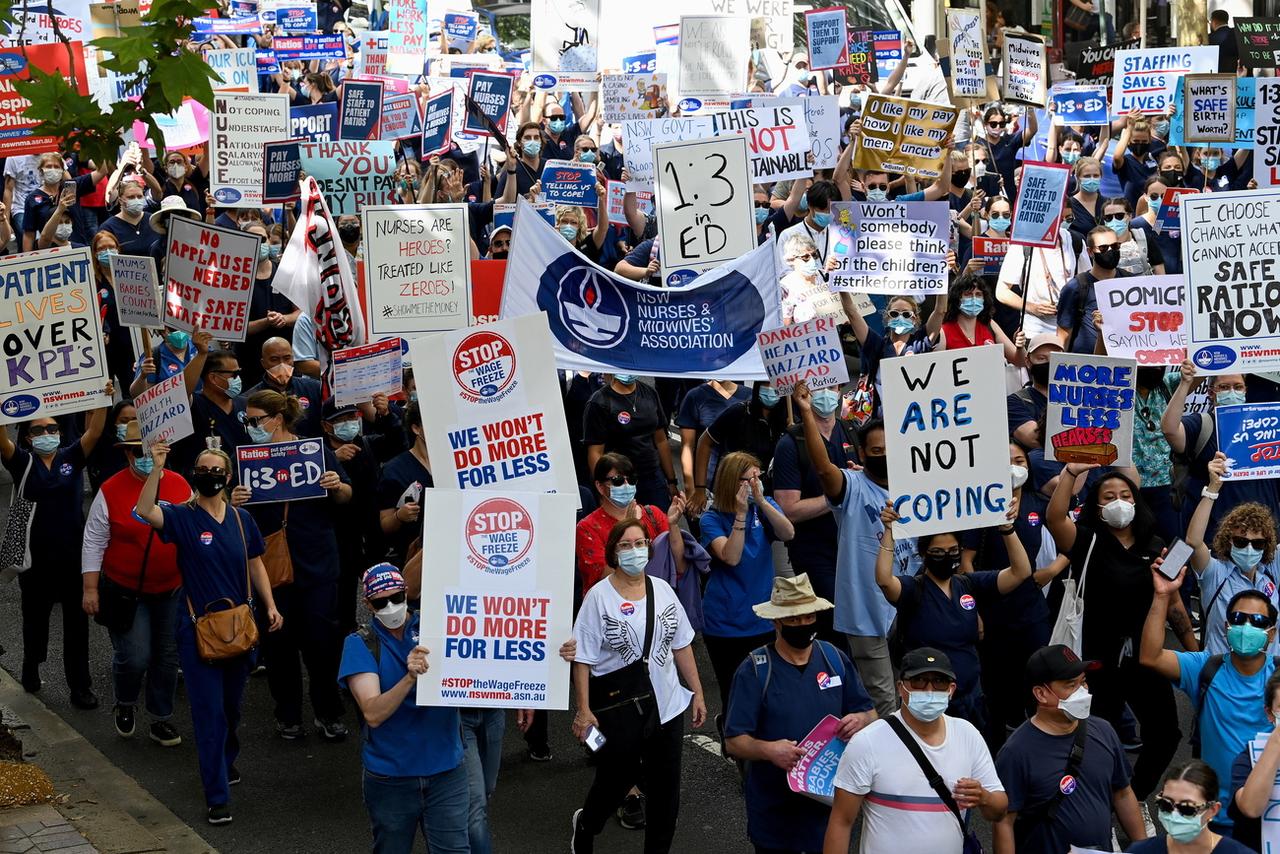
498, 122, 546, 198
486, 225, 511, 260
169, 349, 250, 476
336, 214, 361, 265
1112, 111, 1165, 208
1008, 334, 1063, 448
247, 338, 323, 438
993, 645, 1147, 853
539, 95, 596, 160
777, 180, 840, 275
1056, 226, 1130, 354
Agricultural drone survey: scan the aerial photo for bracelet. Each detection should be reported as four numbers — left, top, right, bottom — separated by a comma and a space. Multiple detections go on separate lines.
880, 545, 894, 553
1201, 487, 1220, 501
733, 525, 746, 531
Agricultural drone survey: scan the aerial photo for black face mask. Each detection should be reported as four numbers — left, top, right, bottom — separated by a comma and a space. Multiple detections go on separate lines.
490, 249, 508, 260
1029, 361, 1051, 386
1160, 170, 1183, 186
951, 170, 971, 188
1129, 142, 1149, 157
1093, 246, 1120, 270
862, 454, 888, 480
924, 553, 960, 578
338, 224, 361, 244
191, 472, 228, 497
1136, 367, 1167, 389
778, 622, 816, 650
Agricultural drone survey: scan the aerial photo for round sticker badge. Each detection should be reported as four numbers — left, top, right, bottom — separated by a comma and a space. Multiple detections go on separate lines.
617, 410, 632, 425
620, 601, 635, 616
298, 396, 310, 409
1265, 580, 1277, 600
1027, 511, 1040, 527
959, 594, 976, 610
200, 531, 214, 545
59, 463, 73, 476
465, 496, 535, 575
452, 330, 517, 404
817, 671, 831, 689
1059, 775, 1077, 795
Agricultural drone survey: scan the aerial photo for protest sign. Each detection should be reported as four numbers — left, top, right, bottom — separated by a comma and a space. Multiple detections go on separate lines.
1001, 30, 1047, 106
355, 30, 389, 77
273, 1, 317, 31
332, 338, 403, 406
1111, 46, 1218, 115
606, 181, 652, 226
380, 92, 422, 141
677, 16, 750, 97
622, 52, 658, 74
596, 0, 791, 75
338, 80, 383, 141
1169, 77, 1253, 150
415, 488, 576, 710
256, 50, 280, 75
363, 204, 472, 336
1051, 85, 1109, 125
1183, 75, 1236, 144
778, 265, 844, 325
298, 140, 397, 215
873, 30, 903, 80
464, 72, 514, 136
540, 161, 599, 208
804, 9, 848, 71
787, 95, 839, 171
942, 8, 995, 103
787, 715, 845, 806
236, 439, 327, 504
501, 200, 779, 379
207, 48, 258, 92
1154, 187, 1196, 233
852, 94, 958, 179
387, 0, 428, 75
133, 373, 193, 450
0, 43, 90, 157
972, 236, 1009, 276
422, 90, 454, 157
108, 254, 163, 329
1182, 189, 1280, 374
409, 312, 578, 495
1095, 275, 1186, 365
289, 102, 338, 142
881, 346, 1011, 537
262, 139, 302, 204
163, 218, 258, 343
210, 92, 289, 207
0, 247, 109, 425
131, 100, 210, 151
621, 115, 713, 191
1237, 18, 1280, 69
1065, 38, 1139, 88
272, 35, 346, 61
530, 0, 600, 90
1011, 161, 1070, 248
756, 318, 848, 395
1257, 80, 1280, 187
1218, 403, 1280, 480
833, 29, 878, 86
1045, 353, 1136, 467
709, 104, 812, 183
828, 201, 950, 295
444, 11, 478, 46
601, 74, 668, 123
653, 136, 756, 285
470, 261, 505, 325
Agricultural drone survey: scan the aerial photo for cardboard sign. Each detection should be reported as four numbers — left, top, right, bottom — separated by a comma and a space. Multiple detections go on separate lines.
355, 30, 389, 77
601, 73, 668, 123
1051, 85, 1109, 125
972, 236, 1009, 276
1011, 161, 1071, 248
210, 92, 289, 207
1217, 403, 1280, 480
1183, 75, 1236, 144
332, 338, 403, 407
709, 105, 812, 183
381, 92, 423, 141
1182, 189, 1280, 374
653, 135, 756, 286
881, 346, 1012, 537
444, 11, 478, 45
0, 43, 90, 157
0, 247, 109, 425
415, 489, 577, 710
529, 0, 600, 90
1094, 275, 1186, 365
1001, 30, 1047, 106
464, 72, 514, 136
236, 439, 328, 503
363, 204, 472, 337
131, 100, 211, 151
805, 8, 848, 71
289, 102, 338, 142
787, 715, 846, 806
852, 94, 958, 179
262, 139, 303, 205
942, 8, 995, 103
133, 373, 194, 450
298, 140, 397, 215
109, 254, 163, 329
1045, 353, 1136, 467
421, 89, 455, 157
163, 218, 259, 343
338, 80, 383, 141
207, 48, 259, 92
756, 318, 848, 395
1257, 80, 1280, 187
621, 115, 713, 191
829, 201, 950, 295
677, 15, 750, 97
387, 0, 428, 74
1154, 187, 1197, 234
1237, 18, 1280, 69
833, 28, 878, 86
540, 161, 599, 208
1111, 46, 1218, 115
272, 34, 346, 61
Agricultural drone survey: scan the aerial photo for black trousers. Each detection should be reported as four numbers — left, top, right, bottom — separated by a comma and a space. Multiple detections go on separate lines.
260, 581, 344, 725
1088, 653, 1181, 799
704, 632, 772, 711
19, 557, 90, 692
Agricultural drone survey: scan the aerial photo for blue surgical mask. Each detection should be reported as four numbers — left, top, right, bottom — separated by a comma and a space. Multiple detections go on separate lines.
259, 244, 272, 260
247, 424, 272, 444
811, 389, 840, 417
754, 207, 770, 225
522, 140, 542, 158
334, 420, 361, 442
1231, 544, 1262, 570
547, 118, 567, 133
269, 244, 282, 259
888, 317, 916, 334
409, 390, 418, 402
115, 424, 128, 441
758, 387, 781, 407
1227, 622, 1270, 657
1154, 119, 1170, 137
97, 249, 116, 265
811, 211, 832, 228
558, 224, 579, 242
1202, 156, 1222, 172
1107, 218, 1130, 237
988, 215, 1010, 233
1061, 150, 1080, 164
31, 434, 60, 455
609, 483, 637, 506
866, 188, 888, 202
798, 196, 809, 212
131, 455, 155, 476
1158, 809, 1207, 844
960, 296, 984, 317
1217, 390, 1246, 408
166, 330, 190, 350
1079, 177, 1101, 194
906, 689, 950, 722
225, 376, 242, 398
578, 150, 597, 163
800, 258, 820, 276
617, 546, 648, 576
613, 374, 636, 385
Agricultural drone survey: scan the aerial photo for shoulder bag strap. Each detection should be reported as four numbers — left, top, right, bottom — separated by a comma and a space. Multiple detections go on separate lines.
230, 505, 251, 601
1042, 719, 1090, 823
135, 529, 155, 595
640, 574, 655, 664
886, 715, 965, 831
1076, 532, 1098, 600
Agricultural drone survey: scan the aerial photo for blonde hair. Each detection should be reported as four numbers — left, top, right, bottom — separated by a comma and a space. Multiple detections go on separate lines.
712, 451, 763, 513
1073, 156, 1101, 178
187, 448, 234, 505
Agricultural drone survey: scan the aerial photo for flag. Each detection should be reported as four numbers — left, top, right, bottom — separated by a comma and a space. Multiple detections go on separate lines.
499, 199, 780, 379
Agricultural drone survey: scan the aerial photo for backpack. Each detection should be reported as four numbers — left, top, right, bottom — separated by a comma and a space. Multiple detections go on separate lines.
1190, 654, 1280, 757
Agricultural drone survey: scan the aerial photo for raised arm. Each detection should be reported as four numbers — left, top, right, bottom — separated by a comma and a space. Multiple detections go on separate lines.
840, 292, 871, 346
1161, 359, 1195, 454
1047, 461, 1091, 554
1187, 453, 1226, 574
134, 442, 170, 529
1138, 566, 1185, 681
78, 382, 114, 457
994, 514, 1033, 594
793, 382, 845, 501
874, 502, 904, 603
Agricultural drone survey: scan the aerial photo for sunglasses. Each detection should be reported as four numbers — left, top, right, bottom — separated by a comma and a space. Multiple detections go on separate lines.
370, 591, 407, 610
28, 425, 60, 436
579, 147, 597, 154
243, 414, 274, 428
602, 475, 636, 487
193, 466, 227, 477
754, 201, 771, 209
988, 121, 1006, 129
1228, 610, 1275, 630
1154, 796, 1211, 818
1232, 536, 1267, 551
1148, 194, 1163, 203
886, 309, 916, 320
906, 675, 954, 690
1103, 213, 1127, 223
865, 183, 889, 192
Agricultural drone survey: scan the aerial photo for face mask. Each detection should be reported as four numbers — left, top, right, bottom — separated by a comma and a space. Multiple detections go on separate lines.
1154, 120, 1170, 138
578, 150, 597, 163
224, 376, 242, 398
131, 455, 155, 476
42, 167, 63, 184
300, 84, 312, 97
1160, 170, 1183, 186
1030, 361, 1051, 386
758, 387, 781, 407
1136, 367, 1166, 389
609, 483, 637, 506
191, 471, 228, 497
973, 160, 987, 178
1232, 544, 1263, 570
547, 118, 567, 133
754, 207, 770, 225
866, 188, 888, 202
166, 330, 190, 350
988, 216, 1010, 234
1057, 684, 1092, 720
123, 197, 146, 215
1216, 389, 1246, 408
613, 373, 636, 385
887, 317, 916, 335
375, 599, 408, 629
1092, 246, 1120, 270
863, 454, 888, 480
1158, 809, 1206, 844
1228, 622, 1271, 657
924, 553, 959, 578
115, 424, 129, 441
269, 244, 282, 259
906, 689, 950, 722
31, 434, 59, 454
811, 211, 832, 228
268, 363, 294, 385
167, 163, 186, 179
1061, 150, 1080, 164
258, 244, 272, 261
800, 258, 820, 276
959, 296, 984, 317
290, 69, 302, 81
1011, 464, 1029, 489
55, 224, 74, 241
522, 140, 542, 158
558, 224, 579, 242
96, 248, 116, 264
1099, 498, 1135, 529
798, 196, 809, 212
338, 224, 361, 244
1130, 142, 1149, 157
799, 71, 814, 85
778, 622, 816, 649
617, 547, 648, 576
333, 420, 361, 442
248, 424, 273, 444
409, 391, 418, 402
1107, 218, 1129, 237
1079, 177, 1101, 194
1202, 157, 1222, 172
951, 170, 971, 188
811, 389, 840, 417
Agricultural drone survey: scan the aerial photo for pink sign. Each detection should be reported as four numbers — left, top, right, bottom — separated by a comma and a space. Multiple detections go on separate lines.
132, 100, 211, 151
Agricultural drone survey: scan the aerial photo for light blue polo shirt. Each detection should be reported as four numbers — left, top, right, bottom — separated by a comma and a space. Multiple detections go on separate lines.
1197, 558, 1280, 656
829, 468, 918, 637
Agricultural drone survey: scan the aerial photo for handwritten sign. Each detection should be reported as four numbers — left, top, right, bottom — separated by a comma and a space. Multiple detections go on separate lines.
298, 140, 397, 215
853, 94, 958, 179
601, 73, 668, 123
109, 254, 163, 329
678, 15, 750, 97
1011, 161, 1071, 248
805, 9, 848, 71
787, 715, 846, 805
1237, 18, 1280, 69
756, 318, 848, 395
1045, 353, 1136, 467
133, 372, 193, 450
1001, 30, 1047, 106
338, 80, 383, 140
540, 160, 599, 207
164, 218, 258, 343
1095, 275, 1186, 365
387, 0, 428, 74
1169, 77, 1253, 150
944, 8, 993, 102
621, 115, 713, 191
1219, 403, 1280, 480
530, 0, 600, 90
709, 105, 812, 183
363, 204, 472, 336
332, 338, 403, 407
210, 92, 290, 207
1183, 75, 1236, 144
236, 439, 327, 503
1111, 46, 1218, 115
833, 28, 878, 86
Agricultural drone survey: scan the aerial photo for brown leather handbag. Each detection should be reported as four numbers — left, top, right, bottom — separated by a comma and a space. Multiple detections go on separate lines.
187, 507, 260, 662
261, 503, 294, 588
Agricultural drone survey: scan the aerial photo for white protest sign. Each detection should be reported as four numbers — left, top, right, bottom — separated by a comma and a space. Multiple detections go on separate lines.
1111, 46, 1218, 115
332, 338, 403, 406
163, 217, 259, 343
597, 0, 792, 75
756, 318, 848, 395
828, 201, 950, 295
621, 115, 713, 191
1256, 80, 1280, 187
416, 488, 577, 710
108, 254, 162, 328
1001, 30, 1047, 106
709, 104, 812, 182
601, 73, 668, 122
206, 48, 258, 92
1045, 353, 1136, 467
530, 0, 600, 89
653, 135, 756, 285
1095, 275, 1186, 365
0, 247, 110, 425
363, 204, 472, 337
677, 15, 750, 97
1183, 74, 1236, 144
882, 346, 1011, 537
409, 312, 579, 497
209, 92, 289, 207
298, 140, 398, 215
752, 95, 839, 171
133, 372, 193, 449
946, 8, 991, 102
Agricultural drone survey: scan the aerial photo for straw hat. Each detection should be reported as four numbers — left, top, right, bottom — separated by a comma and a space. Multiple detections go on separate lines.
116, 419, 143, 447
149, 195, 200, 229
751, 573, 834, 620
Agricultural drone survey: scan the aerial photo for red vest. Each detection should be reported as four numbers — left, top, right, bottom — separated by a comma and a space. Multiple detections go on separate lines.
100, 469, 190, 594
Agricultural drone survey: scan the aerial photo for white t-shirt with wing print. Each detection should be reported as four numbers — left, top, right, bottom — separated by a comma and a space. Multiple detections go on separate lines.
573, 574, 696, 724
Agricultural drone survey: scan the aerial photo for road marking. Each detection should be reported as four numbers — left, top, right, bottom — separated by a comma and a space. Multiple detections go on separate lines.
686, 733, 733, 763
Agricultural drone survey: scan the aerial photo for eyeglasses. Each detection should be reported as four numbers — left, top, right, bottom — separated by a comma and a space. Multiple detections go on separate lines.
369, 591, 407, 610
28, 424, 59, 436
1102, 213, 1127, 223
789, 253, 815, 262
925, 548, 961, 559
865, 183, 889, 192
617, 539, 650, 550
243, 414, 274, 428
1228, 610, 1276, 630
886, 309, 916, 320
192, 466, 226, 477
602, 474, 636, 487
906, 675, 954, 690
1154, 796, 1212, 817
1232, 536, 1267, 551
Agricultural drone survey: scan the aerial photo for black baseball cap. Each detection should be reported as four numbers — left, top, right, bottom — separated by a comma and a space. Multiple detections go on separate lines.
322, 399, 358, 422
900, 647, 956, 681
1025, 644, 1098, 685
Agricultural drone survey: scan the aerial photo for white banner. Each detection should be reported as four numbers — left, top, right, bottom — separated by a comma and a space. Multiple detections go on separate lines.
133, 372, 194, 449
709, 104, 812, 183
621, 115, 713, 191
1001, 30, 1047, 106
163, 218, 260, 343
1183, 74, 1236, 144
209, 92, 289, 207
677, 15, 750, 97
1044, 353, 1136, 468
109, 254, 162, 329
530, 0, 600, 88
1111, 46, 1218, 115
363, 204, 471, 337
1094, 275, 1186, 365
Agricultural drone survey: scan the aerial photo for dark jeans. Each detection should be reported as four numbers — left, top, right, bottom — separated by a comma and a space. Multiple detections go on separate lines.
704, 632, 773, 711
461, 708, 504, 854
175, 620, 250, 807
108, 591, 180, 719
1089, 653, 1181, 799
756, 849, 820, 854
19, 557, 90, 692
260, 581, 344, 724
362, 764, 470, 854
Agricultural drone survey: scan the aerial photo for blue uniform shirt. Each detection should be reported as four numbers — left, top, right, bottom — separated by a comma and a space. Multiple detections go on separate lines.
896, 570, 1001, 700
699, 501, 782, 638
158, 503, 265, 613
829, 468, 917, 637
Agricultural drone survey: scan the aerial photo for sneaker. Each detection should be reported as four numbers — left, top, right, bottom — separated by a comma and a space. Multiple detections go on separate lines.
617, 792, 646, 830
570, 808, 591, 854
69, 688, 99, 710
276, 721, 305, 740
149, 721, 182, 747
114, 704, 136, 738
206, 804, 232, 825
314, 717, 348, 741
1139, 801, 1156, 838
528, 744, 553, 762
227, 765, 241, 786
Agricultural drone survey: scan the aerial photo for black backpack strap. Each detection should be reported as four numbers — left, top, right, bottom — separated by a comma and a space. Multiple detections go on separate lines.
1199, 577, 1233, 647
1043, 719, 1089, 823
886, 715, 966, 832
358, 626, 381, 664
1195, 654, 1225, 716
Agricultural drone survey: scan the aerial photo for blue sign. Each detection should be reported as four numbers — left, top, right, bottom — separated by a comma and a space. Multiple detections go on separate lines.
273, 2, 317, 32
622, 52, 657, 74
338, 80, 383, 140
255, 49, 280, 74
1217, 403, 1280, 481
262, 139, 302, 204
421, 89, 453, 156
464, 72, 513, 136
236, 439, 328, 504
272, 34, 346, 61
444, 12, 477, 42
193, 14, 260, 34
1051, 85, 1109, 125
873, 30, 902, 81
540, 161, 598, 207
1169, 77, 1255, 149
290, 102, 338, 142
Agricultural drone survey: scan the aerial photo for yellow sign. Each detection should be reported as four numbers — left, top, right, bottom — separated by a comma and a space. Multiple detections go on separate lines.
852, 94, 958, 179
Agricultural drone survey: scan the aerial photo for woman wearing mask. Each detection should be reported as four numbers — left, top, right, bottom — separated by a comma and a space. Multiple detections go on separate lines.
981, 195, 1013, 239
937, 274, 1021, 365
779, 234, 842, 325
237, 390, 351, 742
1046, 463, 1183, 803
554, 194, 608, 263
1227, 672, 1280, 849
576, 453, 678, 594
583, 374, 679, 508
1101, 197, 1165, 276
698, 452, 795, 709
157, 151, 206, 216
81, 421, 189, 747
0, 386, 113, 705
99, 178, 156, 254
90, 230, 139, 394
237, 222, 297, 389
135, 442, 282, 825
376, 400, 431, 570
1068, 156, 1105, 241
87, 400, 137, 492
1130, 761, 1253, 853
691, 383, 786, 516
289, 72, 338, 106
842, 294, 945, 404
570, 519, 707, 854
1139, 175, 1184, 276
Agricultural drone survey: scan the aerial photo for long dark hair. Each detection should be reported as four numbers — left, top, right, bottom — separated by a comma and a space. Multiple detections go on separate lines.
749, 381, 788, 433
1079, 470, 1156, 546
943, 272, 995, 325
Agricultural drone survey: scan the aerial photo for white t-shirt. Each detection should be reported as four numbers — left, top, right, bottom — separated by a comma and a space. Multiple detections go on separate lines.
833, 712, 1004, 854
997, 226, 1089, 337
4, 155, 39, 216
573, 575, 695, 724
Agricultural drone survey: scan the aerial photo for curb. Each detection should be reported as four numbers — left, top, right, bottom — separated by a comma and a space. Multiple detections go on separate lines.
0, 667, 216, 854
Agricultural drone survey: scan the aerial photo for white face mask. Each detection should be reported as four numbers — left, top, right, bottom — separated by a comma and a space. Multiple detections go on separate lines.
1099, 498, 1135, 529
375, 600, 408, 629
54, 223, 73, 241
167, 163, 186, 180
1010, 464, 1028, 489
42, 167, 63, 185
1057, 684, 1092, 720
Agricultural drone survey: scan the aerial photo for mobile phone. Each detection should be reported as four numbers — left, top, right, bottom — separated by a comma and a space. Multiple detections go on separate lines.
60, 179, 75, 197
584, 725, 606, 752
1159, 538, 1194, 581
